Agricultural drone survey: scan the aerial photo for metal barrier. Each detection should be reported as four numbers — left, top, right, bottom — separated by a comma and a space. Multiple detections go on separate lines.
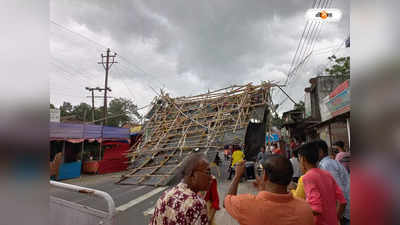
50, 181, 116, 225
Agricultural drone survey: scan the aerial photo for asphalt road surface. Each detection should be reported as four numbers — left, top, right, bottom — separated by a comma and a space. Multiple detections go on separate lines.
50, 172, 168, 225
49, 157, 255, 225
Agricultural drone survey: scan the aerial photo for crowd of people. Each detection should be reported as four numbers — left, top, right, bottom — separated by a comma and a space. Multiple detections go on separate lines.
149, 138, 351, 225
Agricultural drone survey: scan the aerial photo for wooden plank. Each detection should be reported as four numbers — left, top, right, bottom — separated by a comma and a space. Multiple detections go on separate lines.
137, 148, 178, 184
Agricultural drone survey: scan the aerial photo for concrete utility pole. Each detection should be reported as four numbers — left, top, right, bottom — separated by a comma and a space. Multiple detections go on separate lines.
98, 48, 117, 125
85, 86, 107, 122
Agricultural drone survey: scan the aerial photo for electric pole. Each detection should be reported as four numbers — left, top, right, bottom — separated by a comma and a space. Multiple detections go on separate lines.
85, 86, 106, 122
98, 48, 117, 125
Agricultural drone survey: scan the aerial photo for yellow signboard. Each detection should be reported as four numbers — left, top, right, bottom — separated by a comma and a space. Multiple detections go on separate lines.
130, 126, 142, 133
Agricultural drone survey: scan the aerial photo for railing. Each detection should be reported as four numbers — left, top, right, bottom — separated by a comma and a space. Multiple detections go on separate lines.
50, 180, 116, 225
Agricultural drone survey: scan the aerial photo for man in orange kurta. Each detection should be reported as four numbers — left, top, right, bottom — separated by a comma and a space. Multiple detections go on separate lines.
224, 155, 314, 225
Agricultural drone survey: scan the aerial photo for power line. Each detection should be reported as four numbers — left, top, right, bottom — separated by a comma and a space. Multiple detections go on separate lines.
51, 61, 100, 87
52, 48, 144, 105
50, 20, 165, 90
50, 91, 88, 100
277, 35, 348, 110
290, 0, 331, 80
275, 0, 337, 111
112, 66, 137, 100
287, 0, 322, 80
50, 20, 107, 50
89, 103, 152, 124
301, 0, 334, 68
50, 19, 165, 108
117, 57, 165, 88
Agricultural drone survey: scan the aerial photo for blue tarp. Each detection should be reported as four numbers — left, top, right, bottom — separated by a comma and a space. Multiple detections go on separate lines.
84, 124, 103, 139
57, 161, 82, 180
103, 126, 130, 139
49, 122, 130, 139
266, 134, 280, 143
50, 122, 84, 139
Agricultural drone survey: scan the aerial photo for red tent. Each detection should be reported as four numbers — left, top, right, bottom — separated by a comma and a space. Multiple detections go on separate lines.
97, 141, 130, 174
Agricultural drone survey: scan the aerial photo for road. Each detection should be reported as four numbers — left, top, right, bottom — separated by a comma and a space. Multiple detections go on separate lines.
50, 172, 163, 225
50, 158, 257, 225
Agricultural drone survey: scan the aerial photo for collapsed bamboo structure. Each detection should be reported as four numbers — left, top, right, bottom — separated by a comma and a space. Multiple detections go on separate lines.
117, 82, 274, 186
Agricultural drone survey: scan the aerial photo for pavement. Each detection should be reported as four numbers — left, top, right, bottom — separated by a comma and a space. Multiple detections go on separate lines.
50, 158, 258, 225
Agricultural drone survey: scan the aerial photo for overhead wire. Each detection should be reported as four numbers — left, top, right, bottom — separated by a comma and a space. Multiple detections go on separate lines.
275, 0, 337, 112
50, 20, 164, 113
277, 0, 326, 107
51, 61, 100, 87
287, 0, 319, 77
297, 0, 334, 73
290, 0, 331, 79
287, 0, 322, 83
50, 19, 164, 91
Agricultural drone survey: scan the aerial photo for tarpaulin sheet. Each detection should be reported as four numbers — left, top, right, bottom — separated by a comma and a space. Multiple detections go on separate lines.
97, 142, 130, 174
84, 124, 102, 139
49, 122, 130, 140
57, 161, 82, 180
50, 122, 84, 139
103, 126, 130, 139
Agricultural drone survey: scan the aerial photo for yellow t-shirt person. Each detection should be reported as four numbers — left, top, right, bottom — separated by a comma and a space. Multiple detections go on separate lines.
231, 150, 245, 168
291, 175, 306, 199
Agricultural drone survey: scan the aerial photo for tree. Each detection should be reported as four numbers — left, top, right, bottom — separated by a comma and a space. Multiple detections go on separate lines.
53, 98, 142, 126
107, 97, 142, 127
94, 106, 105, 125
325, 55, 350, 77
294, 101, 305, 111
50, 104, 55, 109
271, 113, 284, 128
60, 101, 73, 117
71, 103, 92, 122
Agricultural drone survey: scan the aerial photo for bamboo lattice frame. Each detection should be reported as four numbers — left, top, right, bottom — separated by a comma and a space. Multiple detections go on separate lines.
117, 82, 274, 186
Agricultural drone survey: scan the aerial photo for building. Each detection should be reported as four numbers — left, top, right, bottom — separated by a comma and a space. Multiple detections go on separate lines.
281, 75, 350, 151
305, 78, 351, 150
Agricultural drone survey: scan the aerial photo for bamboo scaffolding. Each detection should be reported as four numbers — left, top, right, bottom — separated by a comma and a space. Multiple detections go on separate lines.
118, 82, 274, 186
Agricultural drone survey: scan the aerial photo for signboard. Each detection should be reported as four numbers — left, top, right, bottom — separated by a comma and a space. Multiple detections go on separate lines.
266, 134, 280, 143
130, 125, 142, 133
50, 109, 60, 122
320, 80, 350, 122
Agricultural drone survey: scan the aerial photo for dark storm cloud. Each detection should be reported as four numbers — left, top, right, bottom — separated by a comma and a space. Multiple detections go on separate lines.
51, 0, 349, 110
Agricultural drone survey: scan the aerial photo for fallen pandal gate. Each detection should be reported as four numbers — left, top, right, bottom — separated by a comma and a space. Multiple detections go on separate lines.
117, 82, 274, 186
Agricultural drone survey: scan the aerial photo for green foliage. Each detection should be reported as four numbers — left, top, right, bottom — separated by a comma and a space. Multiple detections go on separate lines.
51, 97, 142, 127
294, 101, 305, 111
50, 104, 55, 109
325, 55, 350, 77
59, 102, 73, 117
107, 97, 142, 127
71, 103, 92, 122
271, 113, 284, 128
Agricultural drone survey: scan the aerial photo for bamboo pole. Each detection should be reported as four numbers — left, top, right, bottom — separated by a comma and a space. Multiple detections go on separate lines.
120, 82, 275, 185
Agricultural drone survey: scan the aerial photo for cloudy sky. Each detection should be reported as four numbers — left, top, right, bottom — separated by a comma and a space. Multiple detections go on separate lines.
50, 0, 349, 115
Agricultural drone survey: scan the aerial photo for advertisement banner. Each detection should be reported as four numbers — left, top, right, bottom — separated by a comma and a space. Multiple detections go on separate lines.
320, 80, 350, 122
266, 134, 280, 143
50, 109, 60, 122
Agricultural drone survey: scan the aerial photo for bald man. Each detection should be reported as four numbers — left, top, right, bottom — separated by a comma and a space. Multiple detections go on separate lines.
150, 153, 212, 225
224, 155, 314, 225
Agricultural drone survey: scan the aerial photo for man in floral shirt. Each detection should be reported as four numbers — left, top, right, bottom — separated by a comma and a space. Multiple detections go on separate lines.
150, 153, 212, 225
